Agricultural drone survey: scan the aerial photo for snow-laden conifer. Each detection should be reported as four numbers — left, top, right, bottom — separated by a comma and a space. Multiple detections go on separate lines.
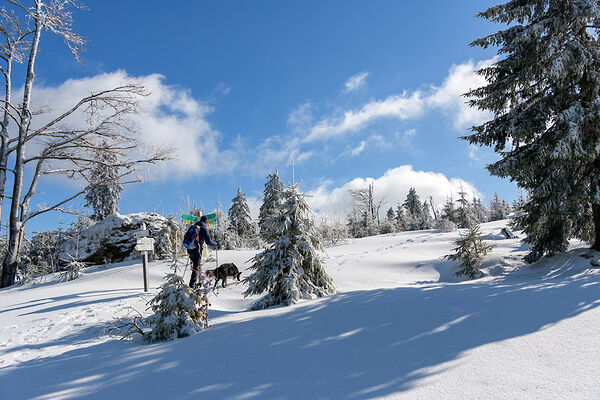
228, 187, 254, 243
403, 187, 429, 230
466, 0, 600, 260
489, 193, 511, 222
244, 183, 335, 310
144, 224, 202, 341
395, 203, 408, 231
471, 197, 489, 224
259, 171, 284, 241
442, 196, 459, 225
379, 207, 396, 234
145, 273, 201, 341
84, 146, 122, 221
445, 224, 494, 279
456, 187, 478, 228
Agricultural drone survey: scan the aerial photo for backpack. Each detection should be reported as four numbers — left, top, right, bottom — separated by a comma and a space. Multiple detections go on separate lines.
183, 225, 200, 250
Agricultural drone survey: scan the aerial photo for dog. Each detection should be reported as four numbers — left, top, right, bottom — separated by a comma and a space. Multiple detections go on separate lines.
205, 263, 241, 288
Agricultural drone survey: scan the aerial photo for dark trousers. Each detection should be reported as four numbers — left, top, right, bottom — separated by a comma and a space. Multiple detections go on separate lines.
187, 248, 202, 287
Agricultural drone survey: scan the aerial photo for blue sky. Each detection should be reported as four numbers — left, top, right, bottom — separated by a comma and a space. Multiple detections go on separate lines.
10, 0, 519, 233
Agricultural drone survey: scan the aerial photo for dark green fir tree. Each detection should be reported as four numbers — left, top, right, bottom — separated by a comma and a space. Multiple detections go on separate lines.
466, 1, 600, 261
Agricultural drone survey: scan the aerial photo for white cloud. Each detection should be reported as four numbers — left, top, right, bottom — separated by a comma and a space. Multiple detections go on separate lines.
343, 71, 369, 93
304, 91, 425, 143
28, 70, 234, 181
302, 59, 495, 143
306, 165, 481, 220
287, 102, 315, 131
427, 59, 495, 130
351, 141, 367, 156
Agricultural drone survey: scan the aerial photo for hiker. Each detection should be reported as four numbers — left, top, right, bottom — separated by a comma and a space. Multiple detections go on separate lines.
183, 215, 218, 288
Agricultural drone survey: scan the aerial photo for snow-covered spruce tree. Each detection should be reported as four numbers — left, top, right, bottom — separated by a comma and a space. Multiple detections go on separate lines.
421, 202, 432, 229
488, 193, 511, 222
228, 187, 254, 244
243, 183, 335, 310
395, 203, 408, 232
84, 146, 123, 222
456, 187, 478, 228
445, 224, 495, 279
60, 257, 86, 282
403, 187, 429, 230
145, 228, 202, 341
471, 197, 489, 224
441, 196, 459, 225
258, 170, 284, 241
466, 1, 600, 260
155, 215, 183, 261
379, 207, 396, 234
26, 230, 61, 273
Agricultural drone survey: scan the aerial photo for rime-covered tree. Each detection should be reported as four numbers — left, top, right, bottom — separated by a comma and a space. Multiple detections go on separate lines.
0, 0, 170, 288
244, 183, 335, 310
466, 1, 600, 260
228, 187, 254, 241
258, 170, 284, 241
456, 186, 478, 228
395, 203, 408, 231
471, 197, 489, 223
441, 196, 459, 225
489, 193, 511, 221
349, 182, 382, 236
145, 225, 202, 341
379, 207, 396, 234
403, 187, 428, 230
84, 147, 122, 221
386, 207, 395, 224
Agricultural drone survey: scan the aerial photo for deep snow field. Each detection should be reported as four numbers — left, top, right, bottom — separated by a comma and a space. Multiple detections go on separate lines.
1, 220, 600, 399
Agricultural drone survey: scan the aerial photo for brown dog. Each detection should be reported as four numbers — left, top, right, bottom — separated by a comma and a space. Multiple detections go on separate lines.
205, 263, 241, 288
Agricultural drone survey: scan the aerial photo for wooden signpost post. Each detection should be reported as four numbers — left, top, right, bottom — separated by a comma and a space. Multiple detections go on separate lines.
135, 224, 155, 292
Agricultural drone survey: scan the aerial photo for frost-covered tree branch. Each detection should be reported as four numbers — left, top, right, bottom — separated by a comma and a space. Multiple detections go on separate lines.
0, 0, 172, 288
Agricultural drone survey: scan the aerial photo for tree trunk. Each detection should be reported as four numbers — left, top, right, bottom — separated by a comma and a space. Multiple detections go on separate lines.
0, 56, 12, 229
592, 203, 600, 251
0, 7, 42, 288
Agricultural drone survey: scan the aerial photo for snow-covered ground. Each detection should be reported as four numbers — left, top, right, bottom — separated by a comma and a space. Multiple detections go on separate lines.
1, 220, 600, 399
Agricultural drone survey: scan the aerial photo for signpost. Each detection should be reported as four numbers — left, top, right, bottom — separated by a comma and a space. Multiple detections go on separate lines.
135, 224, 155, 292
204, 212, 217, 228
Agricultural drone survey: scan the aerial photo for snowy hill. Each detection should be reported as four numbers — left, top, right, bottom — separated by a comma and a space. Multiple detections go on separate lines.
1, 220, 600, 399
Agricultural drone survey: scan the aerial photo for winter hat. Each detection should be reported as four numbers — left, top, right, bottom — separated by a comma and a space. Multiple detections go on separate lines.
199, 215, 208, 224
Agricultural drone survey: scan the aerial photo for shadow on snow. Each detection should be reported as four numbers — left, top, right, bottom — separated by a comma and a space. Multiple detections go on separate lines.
1, 260, 599, 399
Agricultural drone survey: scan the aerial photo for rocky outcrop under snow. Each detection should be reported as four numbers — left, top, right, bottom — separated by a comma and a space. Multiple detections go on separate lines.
60, 213, 169, 264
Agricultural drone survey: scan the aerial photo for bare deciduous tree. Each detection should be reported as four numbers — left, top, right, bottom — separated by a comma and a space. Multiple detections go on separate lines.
349, 182, 385, 236
0, 1, 171, 287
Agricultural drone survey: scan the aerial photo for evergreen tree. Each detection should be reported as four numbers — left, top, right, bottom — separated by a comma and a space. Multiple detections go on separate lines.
445, 224, 495, 279
228, 187, 254, 241
145, 229, 203, 341
422, 202, 432, 229
456, 187, 478, 228
258, 171, 284, 241
489, 193, 511, 221
84, 146, 122, 221
471, 197, 489, 224
386, 207, 395, 223
466, 1, 600, 260
403, 187, 427, 231
441, 196, 459, 225
210, 203, 230, 249
244, 183, 335, 310
395, 203, 408, 232
379, 207, 396, 234
511, 192, 528, 229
